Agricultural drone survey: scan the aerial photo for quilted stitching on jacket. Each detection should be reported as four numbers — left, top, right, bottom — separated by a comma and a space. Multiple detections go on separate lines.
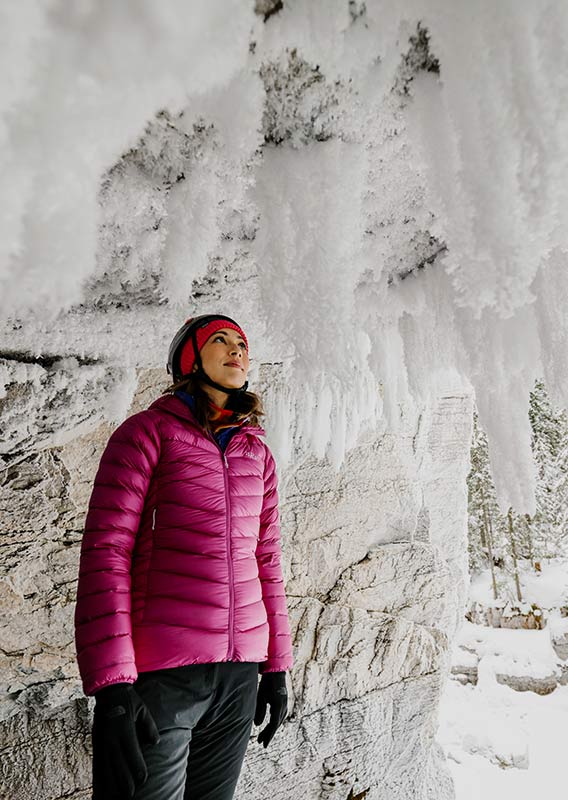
74, 393, 293, 695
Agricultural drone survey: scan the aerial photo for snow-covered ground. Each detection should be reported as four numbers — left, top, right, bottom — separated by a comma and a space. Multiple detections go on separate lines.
437, 559, 568, 798
469, 558, 568, 614
438, 671, 568, 798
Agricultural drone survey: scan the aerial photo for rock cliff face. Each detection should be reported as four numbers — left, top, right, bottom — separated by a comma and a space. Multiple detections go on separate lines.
0, 5, 477, 798
0, 370, 472, 799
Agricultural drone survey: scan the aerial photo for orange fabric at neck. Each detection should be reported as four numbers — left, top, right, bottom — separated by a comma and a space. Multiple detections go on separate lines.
208, 399, 238, 432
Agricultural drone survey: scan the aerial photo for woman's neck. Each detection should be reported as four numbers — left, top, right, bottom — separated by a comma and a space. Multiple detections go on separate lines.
201, 385, 228, 408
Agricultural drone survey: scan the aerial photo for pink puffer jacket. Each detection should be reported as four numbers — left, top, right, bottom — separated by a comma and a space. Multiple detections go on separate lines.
74, 392, 294, 696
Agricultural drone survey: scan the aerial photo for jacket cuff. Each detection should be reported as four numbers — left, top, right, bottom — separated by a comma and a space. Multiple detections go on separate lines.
258, 659, 293, 674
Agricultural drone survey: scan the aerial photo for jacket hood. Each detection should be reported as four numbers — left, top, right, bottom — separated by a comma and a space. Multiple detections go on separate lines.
148, 392, 266, 437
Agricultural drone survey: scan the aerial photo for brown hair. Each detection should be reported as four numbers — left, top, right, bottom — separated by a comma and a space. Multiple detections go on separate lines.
162, 373, 265, 435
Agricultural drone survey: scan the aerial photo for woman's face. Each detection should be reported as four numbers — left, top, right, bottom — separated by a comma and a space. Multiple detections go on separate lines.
193, 328, 250, 388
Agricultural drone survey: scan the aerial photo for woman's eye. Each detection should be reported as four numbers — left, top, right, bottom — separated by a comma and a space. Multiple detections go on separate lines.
215, 335, 246, 349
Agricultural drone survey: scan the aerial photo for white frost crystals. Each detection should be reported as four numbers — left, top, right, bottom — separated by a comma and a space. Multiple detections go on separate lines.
0, 0, 253, 318
1, 0, 567, 517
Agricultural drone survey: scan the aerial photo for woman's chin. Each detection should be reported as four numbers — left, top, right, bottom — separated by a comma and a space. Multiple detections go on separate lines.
218, 375, 246, 389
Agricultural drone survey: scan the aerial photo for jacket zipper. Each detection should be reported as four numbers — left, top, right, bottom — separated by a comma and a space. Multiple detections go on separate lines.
151, 506, 157, 530
206, 430, 234, 660
222, 451, 233, 660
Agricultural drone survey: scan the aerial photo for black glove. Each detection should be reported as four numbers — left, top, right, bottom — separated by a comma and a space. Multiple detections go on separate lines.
254, 671, 288, 748
92, 682, 160, 799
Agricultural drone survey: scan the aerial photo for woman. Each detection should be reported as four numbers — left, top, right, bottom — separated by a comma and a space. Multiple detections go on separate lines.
74, 313, 294, 800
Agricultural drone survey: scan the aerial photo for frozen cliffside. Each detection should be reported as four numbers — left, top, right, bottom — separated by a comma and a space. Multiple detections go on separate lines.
1, 1, 566, 798
0, 368, 472, 800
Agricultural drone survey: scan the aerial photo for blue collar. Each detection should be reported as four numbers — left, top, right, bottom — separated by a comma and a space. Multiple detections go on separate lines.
175, 389, 198, 413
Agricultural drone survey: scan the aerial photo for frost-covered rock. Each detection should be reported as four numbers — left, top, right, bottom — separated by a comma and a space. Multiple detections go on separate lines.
548, 613, 568, 662
1, 2, 567, 800
449, 619, 567, 696
466, 599, 546, 631
0, 383, 472, 800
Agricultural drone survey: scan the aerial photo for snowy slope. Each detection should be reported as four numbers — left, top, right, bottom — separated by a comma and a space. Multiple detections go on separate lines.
439, 675, 568, 797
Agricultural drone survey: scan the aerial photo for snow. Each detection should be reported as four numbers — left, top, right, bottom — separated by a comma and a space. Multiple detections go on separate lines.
469, 558, 568, 613
438, 619, 568, 798
0, 0, 254, 317
1, 1, 568, 517
452, 620, 562, 682
438, 559, 568, 797
438, 677, 568, 796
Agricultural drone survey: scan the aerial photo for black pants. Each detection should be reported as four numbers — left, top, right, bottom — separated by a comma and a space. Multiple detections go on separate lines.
92, 662, 259, 800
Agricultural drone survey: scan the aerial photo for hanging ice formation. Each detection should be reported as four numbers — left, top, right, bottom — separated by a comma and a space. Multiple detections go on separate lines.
0, 0, 567, 516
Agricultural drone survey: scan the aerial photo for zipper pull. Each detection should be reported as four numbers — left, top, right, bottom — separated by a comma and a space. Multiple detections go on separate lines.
223, 453, 228, 468
152, 506, 157, 530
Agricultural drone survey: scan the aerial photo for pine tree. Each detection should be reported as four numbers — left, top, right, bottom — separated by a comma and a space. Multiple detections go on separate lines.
467, 380, 568, 605
467, 409, 505, 597
507, 506, 523, 602
555, 439, 568, 556
528, 380, 568, 559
